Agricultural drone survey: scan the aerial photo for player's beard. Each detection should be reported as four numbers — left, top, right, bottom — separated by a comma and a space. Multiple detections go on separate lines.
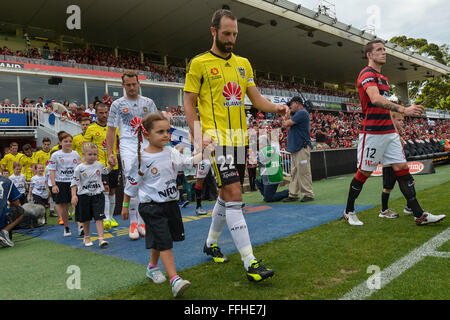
215, 36, 234, 54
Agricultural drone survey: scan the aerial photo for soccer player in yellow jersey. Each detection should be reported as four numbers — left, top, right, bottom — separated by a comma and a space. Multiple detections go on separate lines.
18, 144, 34, 182
184, 9, 289, 282
84, 103, 120, 229
2, 142, 24, 175
72, 117, 91, 158
33, 137, 52, 170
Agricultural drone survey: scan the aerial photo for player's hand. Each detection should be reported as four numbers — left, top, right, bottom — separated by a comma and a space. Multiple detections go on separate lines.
202, 138, 216, 159
71, 195, 78, 208
276, 105, 290, 118
108, 153, 117, 167
121, 207, 129, 220
52, 185, 59, 194
403, 105, 424, 117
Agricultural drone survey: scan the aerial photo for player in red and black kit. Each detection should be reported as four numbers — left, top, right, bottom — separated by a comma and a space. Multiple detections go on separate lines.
343, 40, 446, 226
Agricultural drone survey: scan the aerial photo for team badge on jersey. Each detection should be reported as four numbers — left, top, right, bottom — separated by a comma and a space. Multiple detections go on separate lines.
223, 81, 242, 107
238, 67, 246, 79
143, 107, 148, 113
123, 108, 129, 113
151, 167, 158, 175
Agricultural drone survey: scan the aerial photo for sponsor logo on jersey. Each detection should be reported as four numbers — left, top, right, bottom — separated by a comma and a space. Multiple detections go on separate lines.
360, 77, 375, 86
223, 81, 243, 107
127, 175, 138, 185
60, 169, 74, 175
211, 67, 219, 75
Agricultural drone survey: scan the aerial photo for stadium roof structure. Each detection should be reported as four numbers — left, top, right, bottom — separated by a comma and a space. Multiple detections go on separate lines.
4, 0, 449, 87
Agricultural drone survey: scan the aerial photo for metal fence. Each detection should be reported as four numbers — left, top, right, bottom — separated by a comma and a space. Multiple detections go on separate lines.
0, 105, 40, 135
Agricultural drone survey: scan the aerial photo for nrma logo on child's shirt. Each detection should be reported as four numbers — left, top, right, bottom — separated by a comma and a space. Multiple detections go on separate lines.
81, 182, 102, 192
157, 179, 179, 200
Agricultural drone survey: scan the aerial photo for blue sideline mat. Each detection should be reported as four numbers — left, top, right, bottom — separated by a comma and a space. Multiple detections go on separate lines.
18, 204, 373, 271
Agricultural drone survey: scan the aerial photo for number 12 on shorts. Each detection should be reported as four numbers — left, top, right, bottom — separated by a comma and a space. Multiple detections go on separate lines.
366, 148, 376, 159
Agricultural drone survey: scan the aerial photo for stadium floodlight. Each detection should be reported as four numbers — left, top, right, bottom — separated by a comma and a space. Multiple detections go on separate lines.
296, 4, 301, 11
346, 24, 352, 30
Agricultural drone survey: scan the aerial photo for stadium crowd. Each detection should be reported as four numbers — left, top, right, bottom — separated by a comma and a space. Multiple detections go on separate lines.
1, 45, 186, 83
1, 93, 449, 151
3, 44, 359, 99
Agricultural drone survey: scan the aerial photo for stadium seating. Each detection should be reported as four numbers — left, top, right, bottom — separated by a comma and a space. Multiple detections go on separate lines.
404, 138, 450, 161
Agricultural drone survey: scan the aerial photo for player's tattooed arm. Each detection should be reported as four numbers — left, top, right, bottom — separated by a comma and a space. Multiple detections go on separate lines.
373, 100, 401, 112
366, 86, 403, 113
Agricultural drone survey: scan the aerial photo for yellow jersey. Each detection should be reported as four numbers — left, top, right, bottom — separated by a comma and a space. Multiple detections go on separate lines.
50, 145, 60, 153
84, 123, 119, 169
2, 152, 24, 175
19, 153, 34, 181
72, 133, 85, 158
184, 51, 255, 147
33, 149, 52, 167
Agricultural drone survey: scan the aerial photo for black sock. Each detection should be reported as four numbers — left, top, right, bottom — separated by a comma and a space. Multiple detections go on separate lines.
195, 187, 202, 208
346, 178, 364, 213
396, 173, 424, 218
381, 192, 390, 211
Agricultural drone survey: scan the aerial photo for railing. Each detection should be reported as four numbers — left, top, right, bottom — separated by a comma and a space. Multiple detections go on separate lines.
280, 150, 292, 176
0, 105, 40, 134
169, 115, 189, 129
38, 110, 82, 137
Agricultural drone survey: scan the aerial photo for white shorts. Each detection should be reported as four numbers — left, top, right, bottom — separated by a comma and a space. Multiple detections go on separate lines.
195, 160, 211, 179
357, 132, 406, 172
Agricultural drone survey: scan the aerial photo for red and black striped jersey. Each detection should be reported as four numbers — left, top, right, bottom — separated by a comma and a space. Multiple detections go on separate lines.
357, 66, 395, 134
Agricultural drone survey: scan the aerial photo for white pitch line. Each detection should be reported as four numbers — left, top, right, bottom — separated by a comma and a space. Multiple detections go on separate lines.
340, 227, 450, 300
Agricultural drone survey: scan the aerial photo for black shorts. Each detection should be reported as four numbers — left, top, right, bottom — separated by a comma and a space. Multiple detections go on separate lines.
33, 194, 49, 207
210, 145, 247, 188
382, 166, 397, 190
54, 182, 72, 204
138, 201, 184, 251
75, 193, 106, 222
101, 169, 119, 190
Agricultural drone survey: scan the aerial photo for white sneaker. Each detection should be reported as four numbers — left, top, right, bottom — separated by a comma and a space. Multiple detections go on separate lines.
138, 224, 146, 237
64, 227, 72, 237
171, 277, 191, 298
129, 222, 139, 240
404, 206, 413, 215
343, 211, 364, 226
415, 212, 446, 226
0, 230, 14, 247
379, 209, 399, 219
146, 267, 167, 284
196, 207, 208, 215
